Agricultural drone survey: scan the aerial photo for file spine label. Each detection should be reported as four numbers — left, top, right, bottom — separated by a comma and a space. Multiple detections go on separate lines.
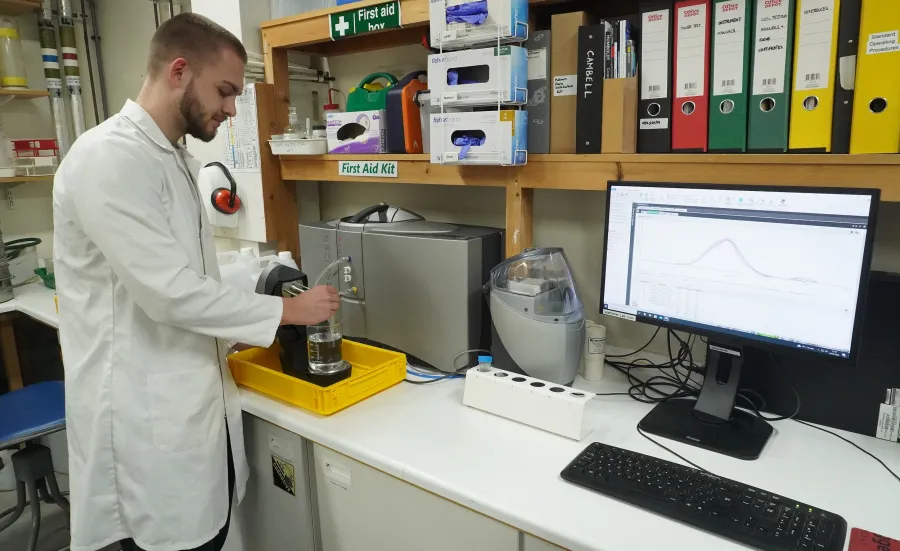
866, 30, 900, 54
713, 0, 749, 95
676, 3, 709, 98
642, 9, 671, 100
795, 0, 837, 91
752, 0, 792, 95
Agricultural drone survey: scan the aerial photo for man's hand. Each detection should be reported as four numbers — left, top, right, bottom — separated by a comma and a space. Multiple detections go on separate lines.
281, 285, 339, 326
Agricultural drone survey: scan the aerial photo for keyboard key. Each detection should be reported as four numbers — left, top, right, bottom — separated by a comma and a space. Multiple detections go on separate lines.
757, 526, 770, 538
816, 520, 834, 550
764, 505, 779, 518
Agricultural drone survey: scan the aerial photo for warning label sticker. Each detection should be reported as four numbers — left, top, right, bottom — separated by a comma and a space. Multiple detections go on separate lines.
272, 455, 296, 496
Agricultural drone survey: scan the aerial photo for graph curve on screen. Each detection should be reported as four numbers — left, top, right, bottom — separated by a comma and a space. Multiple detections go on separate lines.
651, 238, 819, 284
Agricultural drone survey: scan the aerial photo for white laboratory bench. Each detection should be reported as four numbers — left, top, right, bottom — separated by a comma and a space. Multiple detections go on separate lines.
241, 361, 900, 551
0, 282, 59, 329
4, 287, 895, 550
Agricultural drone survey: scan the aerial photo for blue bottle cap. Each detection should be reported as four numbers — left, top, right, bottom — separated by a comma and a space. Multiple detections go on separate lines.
477, 355, 493, 364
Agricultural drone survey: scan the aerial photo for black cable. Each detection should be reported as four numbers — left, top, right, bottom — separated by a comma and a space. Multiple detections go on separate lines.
637, 425, 712, 474
607, 331, 899, 487
793, 419, 900, 484
757, 353, 801, 421
606, 328, 661, 358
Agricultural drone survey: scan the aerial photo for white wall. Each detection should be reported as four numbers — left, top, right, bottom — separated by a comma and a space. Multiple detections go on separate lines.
6, 3, 900, 355
299, 44, 900, 355
1, 7, 101, 258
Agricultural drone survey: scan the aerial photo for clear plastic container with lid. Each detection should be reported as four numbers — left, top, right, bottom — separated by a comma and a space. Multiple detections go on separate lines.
488, 247, 582, 321
0, 18, 27, 89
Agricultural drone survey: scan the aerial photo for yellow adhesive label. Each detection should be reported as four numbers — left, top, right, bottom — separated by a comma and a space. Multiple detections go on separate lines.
500, 110, 515, 134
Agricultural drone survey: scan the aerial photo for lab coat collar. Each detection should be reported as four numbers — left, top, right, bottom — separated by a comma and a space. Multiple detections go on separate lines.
120, 99, 182, 153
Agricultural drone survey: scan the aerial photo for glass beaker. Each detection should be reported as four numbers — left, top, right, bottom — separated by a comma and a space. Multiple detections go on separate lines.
307, 318, 344, 374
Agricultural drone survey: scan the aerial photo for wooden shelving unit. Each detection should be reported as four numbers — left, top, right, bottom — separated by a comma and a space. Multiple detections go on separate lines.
0, 175, 53, 184
261, 0, 900, 257
0, 0, 42, 16
0, 89, 49, 100
280, 154, 900, 198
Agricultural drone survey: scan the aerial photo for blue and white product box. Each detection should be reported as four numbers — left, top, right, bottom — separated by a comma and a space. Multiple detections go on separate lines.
326, 110, 387, 154
431, 0, 528, 49
429, 45, 528, 108
430, 110, 527, 165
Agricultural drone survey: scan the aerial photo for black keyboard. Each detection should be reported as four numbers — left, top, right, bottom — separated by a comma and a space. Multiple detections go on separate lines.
561, 442, 847, 551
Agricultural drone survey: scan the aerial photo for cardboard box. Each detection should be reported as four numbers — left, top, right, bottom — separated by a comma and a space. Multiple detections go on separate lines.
601, 77, 638, 153
431, 0, 528, 50
551, 11, 589, 153
430, 110, 528, 165
525, 30, 551, 154
326, 110, 387, 154
429, 45, 528, 108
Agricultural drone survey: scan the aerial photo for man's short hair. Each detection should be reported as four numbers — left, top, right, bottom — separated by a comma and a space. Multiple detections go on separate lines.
147, 13, 247, 76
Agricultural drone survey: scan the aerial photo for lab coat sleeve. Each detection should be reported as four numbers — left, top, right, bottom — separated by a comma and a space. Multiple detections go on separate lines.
65, 141, 283, 347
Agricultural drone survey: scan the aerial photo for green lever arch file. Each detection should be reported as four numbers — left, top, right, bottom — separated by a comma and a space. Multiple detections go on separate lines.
709, 0, 755, 152
747, 0, 796, 152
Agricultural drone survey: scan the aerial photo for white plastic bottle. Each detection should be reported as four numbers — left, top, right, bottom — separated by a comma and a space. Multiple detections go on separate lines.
582, 321, 607, 382
476, 355, 493, 372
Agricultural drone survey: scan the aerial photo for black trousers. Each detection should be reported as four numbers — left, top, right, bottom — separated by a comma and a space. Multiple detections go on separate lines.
120, 433, 235, 551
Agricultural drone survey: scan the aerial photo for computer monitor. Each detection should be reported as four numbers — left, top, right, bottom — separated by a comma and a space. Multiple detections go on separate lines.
601, 183, 879, 460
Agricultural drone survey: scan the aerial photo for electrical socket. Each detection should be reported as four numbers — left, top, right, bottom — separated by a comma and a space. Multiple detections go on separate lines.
6, 189, 13, 210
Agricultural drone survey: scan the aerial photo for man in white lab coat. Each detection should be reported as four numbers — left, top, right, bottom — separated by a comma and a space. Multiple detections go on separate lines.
52, 14, 337, 551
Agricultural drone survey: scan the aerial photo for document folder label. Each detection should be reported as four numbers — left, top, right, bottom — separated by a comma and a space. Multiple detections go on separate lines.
640, 118, 670, 128
642, 9, 671, 100
676, 3, 709, 98
752, 0, 791, 95
554, 74, 578, 96
713, 0, 749, 95
795, 0, 837, 91
866, 30, 900, 54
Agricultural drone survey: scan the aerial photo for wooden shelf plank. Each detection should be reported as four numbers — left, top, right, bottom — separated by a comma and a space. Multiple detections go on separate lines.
0, 89, 50, 100
262, 0, 558, 54
280, 154, 900, 200
0, 175, 54, 184
281, 155, 508, 186
0, 0, 41, 16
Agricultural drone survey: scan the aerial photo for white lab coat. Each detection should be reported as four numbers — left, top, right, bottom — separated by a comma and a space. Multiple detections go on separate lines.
53, 100, 283, 551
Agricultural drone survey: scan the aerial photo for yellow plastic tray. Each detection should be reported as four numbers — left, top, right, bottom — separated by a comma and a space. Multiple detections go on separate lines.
228, 339, 406, 415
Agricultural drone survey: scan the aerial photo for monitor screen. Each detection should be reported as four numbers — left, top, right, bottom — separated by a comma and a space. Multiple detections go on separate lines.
601, 184, 878, 360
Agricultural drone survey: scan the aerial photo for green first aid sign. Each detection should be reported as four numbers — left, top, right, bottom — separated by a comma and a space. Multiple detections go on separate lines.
329, 1, 402, 40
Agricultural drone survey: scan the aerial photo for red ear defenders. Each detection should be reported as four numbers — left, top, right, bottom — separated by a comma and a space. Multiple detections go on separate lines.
206, 161, 242, 215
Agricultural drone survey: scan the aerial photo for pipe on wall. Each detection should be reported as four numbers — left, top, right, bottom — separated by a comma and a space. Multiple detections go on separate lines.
39, 0, 72, 157
58, 0, 86, 138
87, 0, 108, 120
80, 0, 99, 124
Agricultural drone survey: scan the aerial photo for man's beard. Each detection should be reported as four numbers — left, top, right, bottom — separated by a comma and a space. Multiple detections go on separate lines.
180, 83, 216, 143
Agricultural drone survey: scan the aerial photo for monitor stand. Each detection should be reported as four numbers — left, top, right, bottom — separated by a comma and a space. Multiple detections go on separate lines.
637, 341, 773, 461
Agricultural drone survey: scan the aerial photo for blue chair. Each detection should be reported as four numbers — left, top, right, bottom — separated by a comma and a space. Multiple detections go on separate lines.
0, 381, 70, 551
